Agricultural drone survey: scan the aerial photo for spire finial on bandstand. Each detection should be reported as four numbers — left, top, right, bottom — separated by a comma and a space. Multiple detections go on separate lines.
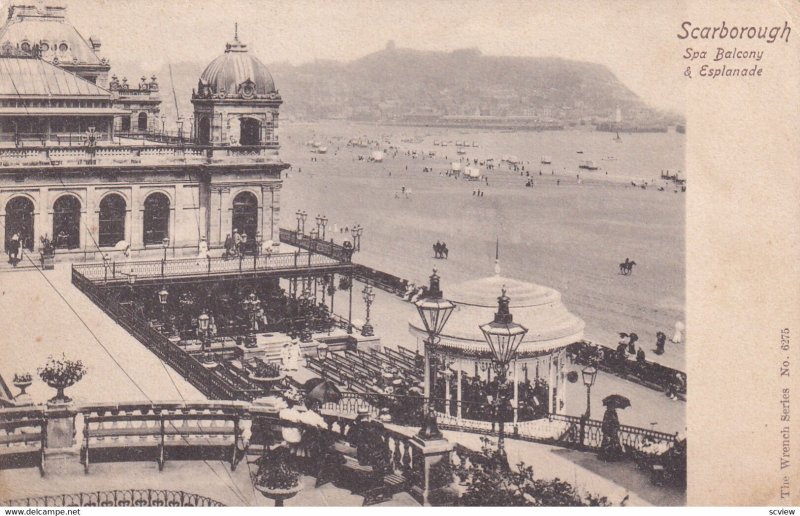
494, 237, 501, 275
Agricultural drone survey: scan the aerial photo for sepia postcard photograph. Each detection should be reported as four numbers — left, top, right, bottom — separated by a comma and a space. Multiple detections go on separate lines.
0, 0, 796, 510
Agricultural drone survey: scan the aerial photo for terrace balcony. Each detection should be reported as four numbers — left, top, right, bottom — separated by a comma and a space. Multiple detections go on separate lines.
0, 143, 282, 170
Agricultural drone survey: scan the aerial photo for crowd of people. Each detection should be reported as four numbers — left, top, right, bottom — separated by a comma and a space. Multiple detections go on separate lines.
569, 339, 686, 400
430, 372, 551, 423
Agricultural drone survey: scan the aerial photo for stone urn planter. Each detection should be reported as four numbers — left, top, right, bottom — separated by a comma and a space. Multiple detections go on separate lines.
251, 448, 302, 507
37, 354, 86, 404
254, 484, 301, 507
12, 373, 33, 405
12, 373, 32, 394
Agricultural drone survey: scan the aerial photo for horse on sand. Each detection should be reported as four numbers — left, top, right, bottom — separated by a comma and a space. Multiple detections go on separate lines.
619, 259, 636, 275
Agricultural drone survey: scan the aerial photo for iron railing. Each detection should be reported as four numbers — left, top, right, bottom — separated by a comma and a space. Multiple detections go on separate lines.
279, 228, 353, 263
71, 269, 255, 400
322, 392, 678, 455
73, 251, 348, 283
3, 489, 225, 507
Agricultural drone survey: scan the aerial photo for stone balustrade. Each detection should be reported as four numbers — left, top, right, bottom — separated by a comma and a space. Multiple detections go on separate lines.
0, 144, 281, 169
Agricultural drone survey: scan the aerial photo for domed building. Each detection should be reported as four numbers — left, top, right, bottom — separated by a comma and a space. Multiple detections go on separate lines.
192, 27, 282, 146
409, 267, 584, 421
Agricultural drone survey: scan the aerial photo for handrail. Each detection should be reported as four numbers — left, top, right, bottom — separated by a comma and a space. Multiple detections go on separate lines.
70, 268, 252, 400
2, 489, 226, 507
321, 392, 678, 455
72, 250, 350, 283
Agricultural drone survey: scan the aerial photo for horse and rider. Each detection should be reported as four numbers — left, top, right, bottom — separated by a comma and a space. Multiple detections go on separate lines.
619, 257, 636, 275
433, 240, 449, 259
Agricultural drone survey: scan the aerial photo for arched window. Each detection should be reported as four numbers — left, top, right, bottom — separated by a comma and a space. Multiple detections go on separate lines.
137, 112, 148, 132
5, 197, 34, 252
232, 191, 258, 242
98, 194, 126, 247
197, 116, 211, 145
53, 195, 81, 249
239, 118, 260, 146
143, 193, 170, 245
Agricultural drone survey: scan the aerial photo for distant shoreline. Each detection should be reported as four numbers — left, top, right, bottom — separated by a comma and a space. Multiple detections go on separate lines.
285, 119, 681, 134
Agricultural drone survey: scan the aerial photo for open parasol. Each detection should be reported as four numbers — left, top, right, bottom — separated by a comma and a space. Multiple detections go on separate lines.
307, 379, 342, 404
602, 394, 632, 409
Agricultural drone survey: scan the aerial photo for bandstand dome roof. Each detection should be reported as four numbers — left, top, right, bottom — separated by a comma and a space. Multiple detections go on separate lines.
198, 33, 276, 96
408, 273, 585, 358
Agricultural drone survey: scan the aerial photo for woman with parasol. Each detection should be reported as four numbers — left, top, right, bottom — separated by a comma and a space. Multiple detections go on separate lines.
598, 394, 630, 462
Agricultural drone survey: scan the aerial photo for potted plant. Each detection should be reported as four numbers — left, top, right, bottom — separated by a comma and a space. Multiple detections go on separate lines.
12, 372, 32, 394
251, 447, 301, 506
37, 353, 87, 403
39, 234, 55, 270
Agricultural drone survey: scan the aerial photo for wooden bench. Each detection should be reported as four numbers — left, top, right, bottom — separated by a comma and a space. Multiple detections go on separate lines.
362, 472, 410, 506
397, 345, 419, 360
81, 402, 245, 473
0, 407, 46, 476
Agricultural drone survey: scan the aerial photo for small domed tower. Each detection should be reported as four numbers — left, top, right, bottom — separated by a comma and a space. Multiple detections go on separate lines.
191, 26, 282, 146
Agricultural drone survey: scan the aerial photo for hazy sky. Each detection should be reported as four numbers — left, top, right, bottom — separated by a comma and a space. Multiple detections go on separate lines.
4, 0, 687, 113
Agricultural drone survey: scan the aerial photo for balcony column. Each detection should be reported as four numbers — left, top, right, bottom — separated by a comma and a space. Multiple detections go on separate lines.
268, 185, 281, 247
513, 359, 519, 424
444, 367, 451, 417
131, 186, 144, 250
456, 363, 462, 421
547, 355, 554, 413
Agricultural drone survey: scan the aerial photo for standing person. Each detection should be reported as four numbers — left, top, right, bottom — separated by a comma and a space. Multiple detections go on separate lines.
655, 331, 666, 355
240, 232, 248, 256
672, 321, 684, 344
223, 234, 233, 259
599, 406, 624, 461
8, 233, 20, 266
233, 229, 242, 257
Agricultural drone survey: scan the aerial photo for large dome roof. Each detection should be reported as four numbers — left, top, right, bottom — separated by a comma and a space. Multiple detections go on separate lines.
409, 273, 585, 358
198, 34, 276, 97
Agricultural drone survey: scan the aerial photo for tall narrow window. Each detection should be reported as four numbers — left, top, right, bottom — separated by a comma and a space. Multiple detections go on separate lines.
239, 118, 260, 145
53, 195, 81, 249
5, 197, 34, 251
143, 193, 170, 245
232, 191, 258, 242
98, 194, 126, 247
137, 112, 148, 132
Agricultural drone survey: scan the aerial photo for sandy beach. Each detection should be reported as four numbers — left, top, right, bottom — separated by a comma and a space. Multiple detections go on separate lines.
281, 122, 686, 372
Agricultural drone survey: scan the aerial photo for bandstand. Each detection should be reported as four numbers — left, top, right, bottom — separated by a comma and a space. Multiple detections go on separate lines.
408, 270, 585, 423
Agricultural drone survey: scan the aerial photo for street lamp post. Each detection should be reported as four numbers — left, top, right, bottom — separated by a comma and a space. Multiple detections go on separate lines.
320, 215, 328, 240
579, 365, 597, 449
296, 211, 309, 235
317, 342, 329, 380
198, 310, 210, 353
414, 269, 455, 439
242, 293, 261, 335
178, 117, 185, 144
582, 366, 598, 418
162, 236, 169, 262
158, 287, 169, 329
361, 285, 375, 337
315, 214, 323, 237
479, 287, 529, 463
